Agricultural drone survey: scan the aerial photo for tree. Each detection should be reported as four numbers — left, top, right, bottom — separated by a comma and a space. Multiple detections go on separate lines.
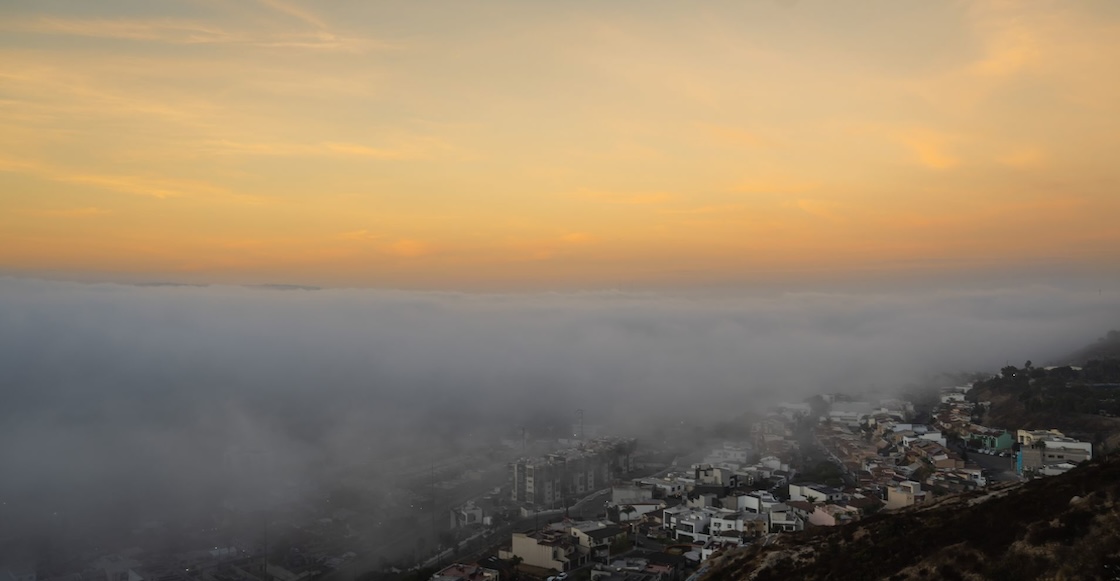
621, 505, 636, 521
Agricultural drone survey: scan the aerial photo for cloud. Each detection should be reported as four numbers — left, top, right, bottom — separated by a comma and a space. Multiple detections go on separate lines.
896, 129, 960, 170
571, 189, 674, 205
966, 3, 1043, 78
386, 239, 430, 257
560, 232, 595, 244
257, 0, 330, 30
31, 207, 112, 218
337, 228, 384, 242
0, 277, 1116, 544
198, 138, 455, 161
0, 155, 246, 200
0, 17, 391, 52
3, 18, 237, 44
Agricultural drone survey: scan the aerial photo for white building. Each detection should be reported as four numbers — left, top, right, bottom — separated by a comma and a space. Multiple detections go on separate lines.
787, 483, 844, 504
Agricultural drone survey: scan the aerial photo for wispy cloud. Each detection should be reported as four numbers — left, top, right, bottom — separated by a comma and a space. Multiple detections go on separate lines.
199, 137, 455, 161
337, 229, 384, 242
0, 18, 393, 52
0, 155, 254, 201
571, 189, 674, 206
257, 0, 329, 30
386, 239, 431, 258
894, 128, 960, 170
30, 207, 112, 218
4, 18, 236, 43
795, 198, 844, 220
56, 173, 225, 199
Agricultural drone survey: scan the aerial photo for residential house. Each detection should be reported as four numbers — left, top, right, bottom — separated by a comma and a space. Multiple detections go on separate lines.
1017, 436, 1093, 475
767, 504, 804, 533
570, 522, 628, 561
787, 483, 844, 504
1017, 429, 1065, 446
501, 529, 585, 572
884, 481, 928, 510
969, 429, 1014, 451
807, 504, 860, 527
450, 502, 485, 529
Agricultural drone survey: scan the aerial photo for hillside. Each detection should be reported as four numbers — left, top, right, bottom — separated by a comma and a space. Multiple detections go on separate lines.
700, 455, 1120, 581
969, 359, 1120, 451
1059, 330, 1120, 366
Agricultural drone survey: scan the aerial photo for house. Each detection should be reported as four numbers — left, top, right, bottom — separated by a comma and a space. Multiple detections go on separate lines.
884, 481, 928, 510
571, 523, 628, 561
692, 465, 738, 487
1017, 429, 1065, 446
807, 504, 860, 527
967, 428, 1013, 451
843, 492, 883, 516
609, 499, 665, 522
450, 502, 485, 529
767, 504, 804, 533
636, 475, 692, 498
788, 483, 843, 503
1017, 436, 1093, 475
666, 508, 713, 543
724, 490, 780, 514
501, 529, 585, 572
510, 438, 637, 508
643, 552, 689, 581
663, 506, 768, 543
699, 539, 743, 561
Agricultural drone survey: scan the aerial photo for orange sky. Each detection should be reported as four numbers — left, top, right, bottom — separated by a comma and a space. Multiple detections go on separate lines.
1, 0, 1119, 289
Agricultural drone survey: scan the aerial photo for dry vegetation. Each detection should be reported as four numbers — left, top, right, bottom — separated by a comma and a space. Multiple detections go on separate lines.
701, 455, 1120, 581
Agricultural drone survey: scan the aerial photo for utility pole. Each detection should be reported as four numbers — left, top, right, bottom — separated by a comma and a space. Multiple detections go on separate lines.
431, 459, 439, 568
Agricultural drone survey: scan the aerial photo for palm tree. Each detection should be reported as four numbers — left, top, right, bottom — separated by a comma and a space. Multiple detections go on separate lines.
621, 505, 636, 521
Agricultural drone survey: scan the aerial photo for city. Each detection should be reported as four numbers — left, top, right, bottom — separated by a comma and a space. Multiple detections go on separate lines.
3, 371, 1100, 581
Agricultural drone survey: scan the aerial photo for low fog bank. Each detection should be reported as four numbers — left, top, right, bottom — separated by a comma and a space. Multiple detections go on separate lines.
0, 276, 1117, 542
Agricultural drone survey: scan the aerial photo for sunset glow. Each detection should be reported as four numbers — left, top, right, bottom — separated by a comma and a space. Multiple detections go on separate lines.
2, 1, 1119, 289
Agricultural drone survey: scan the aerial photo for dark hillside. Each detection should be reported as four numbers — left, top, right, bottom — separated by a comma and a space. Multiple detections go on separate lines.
701, 454, 1120, 581
969, 360, 1120, 451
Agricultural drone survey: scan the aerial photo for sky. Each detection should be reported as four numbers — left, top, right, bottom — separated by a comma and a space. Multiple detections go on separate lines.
2, 0, 1119, 290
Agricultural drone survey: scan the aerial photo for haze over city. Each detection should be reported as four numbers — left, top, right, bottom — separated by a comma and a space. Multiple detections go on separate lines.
2, 1, 1120, 580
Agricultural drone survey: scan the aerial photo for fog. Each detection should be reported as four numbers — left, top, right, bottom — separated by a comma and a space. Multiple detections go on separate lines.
1, 276, 1118, 553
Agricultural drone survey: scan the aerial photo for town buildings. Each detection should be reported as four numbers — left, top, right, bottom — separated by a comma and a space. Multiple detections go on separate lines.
510, 438, 636, 509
